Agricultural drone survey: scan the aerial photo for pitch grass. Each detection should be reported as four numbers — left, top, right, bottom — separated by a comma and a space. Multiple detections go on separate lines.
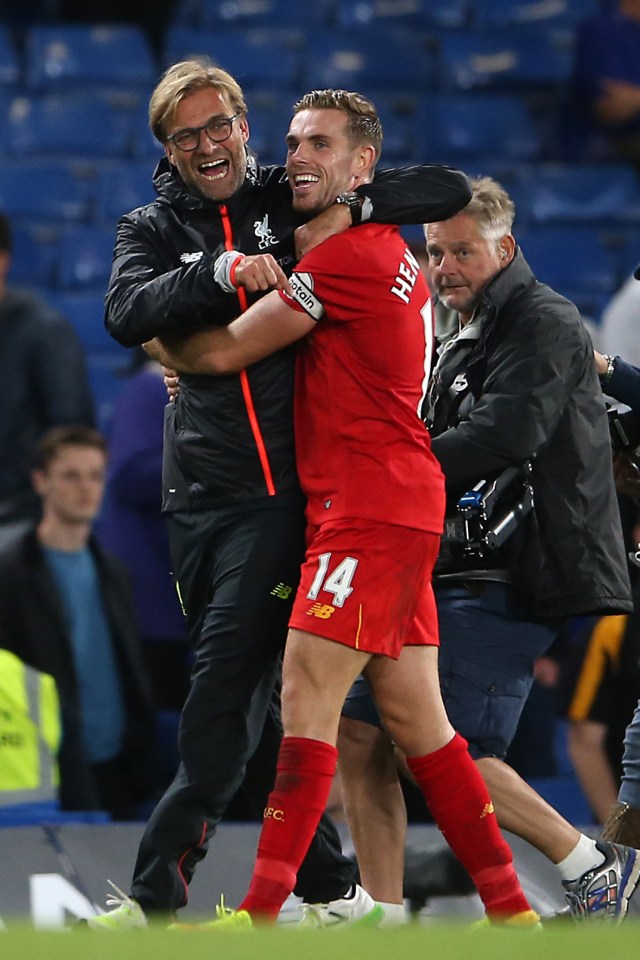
2, 921, 640, 960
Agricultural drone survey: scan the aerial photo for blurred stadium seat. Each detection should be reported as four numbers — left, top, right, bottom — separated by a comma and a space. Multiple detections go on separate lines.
7, 223, 58, 289
304, 31, 433, 95
517, 223, 620, 304
415, 93, 541, 165
6, 93, 133, 160
172, 0, 336, 30
86, 351, 131, 432
94, 160, 157, 223
0, 159, 93, 223
24, 24, 157, 93
527, 163, 640, 224
436, 28, 575, 91
337, 0, 470, 31
50, 291, 117, 352
0, 26, 20, 94
55, 224, 115, 291
164, 27, 302, 90
474, 0, 600, 30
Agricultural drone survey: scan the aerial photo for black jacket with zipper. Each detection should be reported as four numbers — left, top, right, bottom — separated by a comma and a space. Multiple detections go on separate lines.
426, 249, 632, 619
105, 155, 471, 512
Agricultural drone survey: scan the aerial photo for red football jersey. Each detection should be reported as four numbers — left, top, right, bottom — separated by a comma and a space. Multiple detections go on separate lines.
280, 222, 445, 533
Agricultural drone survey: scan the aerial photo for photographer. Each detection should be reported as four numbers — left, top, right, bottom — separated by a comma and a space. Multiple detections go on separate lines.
593, 348, 640, 847
339, 177, 637, 923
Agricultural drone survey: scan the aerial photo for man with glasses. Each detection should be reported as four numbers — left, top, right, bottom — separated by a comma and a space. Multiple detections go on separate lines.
92, 59, 471, 929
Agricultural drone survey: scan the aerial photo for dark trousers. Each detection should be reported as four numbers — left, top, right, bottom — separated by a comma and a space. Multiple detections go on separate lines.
131, 499, 356, 913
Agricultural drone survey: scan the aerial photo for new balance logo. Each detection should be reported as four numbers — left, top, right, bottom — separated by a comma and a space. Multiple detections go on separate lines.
306, 603, 335, 620
179, 252, 204, 264
480, 802, 495, 818
271, 582, 293, 600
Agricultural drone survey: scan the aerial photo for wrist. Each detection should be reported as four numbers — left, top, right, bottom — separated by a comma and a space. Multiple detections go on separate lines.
599, 354, 617, 384
334, 191, 363, 226
212, 250, 245, 292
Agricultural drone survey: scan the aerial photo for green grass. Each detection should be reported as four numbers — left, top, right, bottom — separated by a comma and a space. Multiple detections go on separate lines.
1, 922, 640, 960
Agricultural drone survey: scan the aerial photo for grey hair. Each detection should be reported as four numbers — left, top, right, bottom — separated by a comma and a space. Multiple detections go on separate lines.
424, 175, 515, 248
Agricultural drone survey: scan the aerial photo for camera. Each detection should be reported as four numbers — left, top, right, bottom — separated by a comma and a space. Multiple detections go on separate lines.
442, 461, 534, 560
608, 407, 640, 461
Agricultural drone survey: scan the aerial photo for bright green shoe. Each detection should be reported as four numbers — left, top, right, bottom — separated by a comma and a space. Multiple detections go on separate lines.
168, 898, 253, 932
472, 909, 543, 931
85, 881, 148, 930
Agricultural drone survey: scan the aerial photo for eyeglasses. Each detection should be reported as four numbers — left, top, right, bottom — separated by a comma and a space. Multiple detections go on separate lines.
166, 114, 240, 152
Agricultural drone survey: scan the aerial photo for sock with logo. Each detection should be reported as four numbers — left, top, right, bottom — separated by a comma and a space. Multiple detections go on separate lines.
239, 736, 337, 920
406, 733, 531, 918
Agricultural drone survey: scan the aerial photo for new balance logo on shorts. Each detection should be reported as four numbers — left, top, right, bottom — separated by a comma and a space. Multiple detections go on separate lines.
270, 582, 293, 599
306, 603, 335, 619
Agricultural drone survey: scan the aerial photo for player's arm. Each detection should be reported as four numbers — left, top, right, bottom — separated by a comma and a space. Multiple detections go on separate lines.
144, 289, 315, 375
296, 164, 471, 257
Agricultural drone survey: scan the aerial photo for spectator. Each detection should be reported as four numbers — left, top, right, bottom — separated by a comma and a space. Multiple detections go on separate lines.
0, 425, 156, 820
90, 58, 472, 931
562, 603, 640, 825
598, 277, 640, 371
96, 351, 190, 714
572, 0, 640, 166
594, 346, 640, 847
0, 213, 94, 548
0, 647, 61, 809
338, 177, 636, 924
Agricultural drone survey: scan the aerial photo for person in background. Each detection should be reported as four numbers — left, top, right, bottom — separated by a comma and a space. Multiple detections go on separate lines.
96, 350, 190, 716
594, 345, 640, 847
0, 213, 94, 548
572, 0, 640, 167
0, 425, 156, 819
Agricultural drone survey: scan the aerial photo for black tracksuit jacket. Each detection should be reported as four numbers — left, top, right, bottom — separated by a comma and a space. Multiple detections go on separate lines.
105, 155, 471, 513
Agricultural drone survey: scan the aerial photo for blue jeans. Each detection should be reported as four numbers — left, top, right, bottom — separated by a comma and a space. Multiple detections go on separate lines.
619, 699, 640, 807
343, 580, 561, 759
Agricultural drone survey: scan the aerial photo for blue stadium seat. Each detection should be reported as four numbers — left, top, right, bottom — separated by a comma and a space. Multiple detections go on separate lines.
50, 291, 119, 353
172, 0, 335, 30
370, 92, 419, 162
437, 28, 575, 91
474, 0, 600, 30
8, 223, 58, 289
337, 0, 470, 31
24, 24, 157, 93
517, 224, 620, 302
6, 93, 132, 160
0, 27, 20, 94
86, 352, 131, 432
304, 31, 433, 94
55, 225, 116, 291
94, 160, 157, 224
528, 163, 640, 224
0, 159, 93, 223
415, 94, 540, 164
164, 28, 302, 90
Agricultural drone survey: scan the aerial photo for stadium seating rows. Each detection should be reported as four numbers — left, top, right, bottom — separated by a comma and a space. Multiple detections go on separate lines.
0, 3, 635, 429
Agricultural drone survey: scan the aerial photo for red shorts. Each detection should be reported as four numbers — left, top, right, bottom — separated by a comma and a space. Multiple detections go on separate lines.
289, 518, 440, 658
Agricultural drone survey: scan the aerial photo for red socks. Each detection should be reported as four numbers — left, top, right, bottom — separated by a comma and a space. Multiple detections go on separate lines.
406, 733, 531, 918
239, 736, 337, 920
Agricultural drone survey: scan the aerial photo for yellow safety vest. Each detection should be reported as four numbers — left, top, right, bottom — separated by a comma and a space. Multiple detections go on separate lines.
0, 649, 61, 805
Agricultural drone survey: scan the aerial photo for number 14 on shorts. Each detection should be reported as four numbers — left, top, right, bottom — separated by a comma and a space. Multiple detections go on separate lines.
307, 552, 359, 608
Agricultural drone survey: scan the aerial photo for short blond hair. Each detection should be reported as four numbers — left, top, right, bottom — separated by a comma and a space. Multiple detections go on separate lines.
293, 88, 383, 163
424, 176, 515, 248
149, 58, 248, 143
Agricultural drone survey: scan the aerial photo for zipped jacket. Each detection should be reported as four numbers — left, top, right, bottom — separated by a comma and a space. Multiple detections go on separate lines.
426, 249, 632, 619
105, 156, 471, 511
